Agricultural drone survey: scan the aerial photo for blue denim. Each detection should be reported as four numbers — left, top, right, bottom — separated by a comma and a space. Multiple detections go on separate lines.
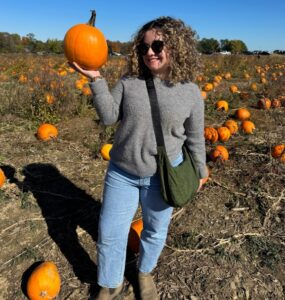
97, 152, 183, 288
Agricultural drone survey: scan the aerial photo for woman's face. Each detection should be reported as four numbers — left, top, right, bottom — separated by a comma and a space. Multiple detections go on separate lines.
140, 29, 170, 78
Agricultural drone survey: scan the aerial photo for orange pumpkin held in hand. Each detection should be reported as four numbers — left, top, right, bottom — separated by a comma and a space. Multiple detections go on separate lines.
0, 168, 6, 187
26, 261, 61, 300
64, 10, 108, 70
36, 124, 58, 141
128, 218, 143, 253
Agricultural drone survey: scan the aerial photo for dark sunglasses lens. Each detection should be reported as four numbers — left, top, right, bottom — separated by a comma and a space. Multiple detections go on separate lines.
138, 44, 149, 55
152, 40, 164, 54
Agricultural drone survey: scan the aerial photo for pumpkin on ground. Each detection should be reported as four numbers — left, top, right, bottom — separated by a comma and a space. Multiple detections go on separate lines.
217, 126, 231, 142
210, 145, 229, 162
229, 84, 238, 93
203, 83, 214, 92
64, 10, 108, 70
257, 98, 271, 110
235, 108, 251, 121
240, 120, 256, 134
128, 218, 143, 253
271, 144, 285, 158
271, 99, 281, 108
100, 143, 113, 161
224, 119, 238, 135
26, 261, 61, 300
36, 124, 58, 141
0, 168, 6, 187
204, 127, 219, 144
215, 100, 229, 112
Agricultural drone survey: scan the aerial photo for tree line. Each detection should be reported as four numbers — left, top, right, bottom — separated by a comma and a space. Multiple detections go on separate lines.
0, 32, 284, 55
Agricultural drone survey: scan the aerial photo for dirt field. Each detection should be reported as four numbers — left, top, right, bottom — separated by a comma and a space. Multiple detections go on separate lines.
0, 55, 285, 299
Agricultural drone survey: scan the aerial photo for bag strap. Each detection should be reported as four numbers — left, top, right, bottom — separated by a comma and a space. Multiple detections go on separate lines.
145, 77, 165, 147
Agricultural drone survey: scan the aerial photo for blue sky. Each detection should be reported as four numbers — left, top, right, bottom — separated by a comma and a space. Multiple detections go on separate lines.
1, 0, 285, 52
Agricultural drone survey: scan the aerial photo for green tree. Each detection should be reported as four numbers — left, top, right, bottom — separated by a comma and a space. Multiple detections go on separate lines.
197, 38, 220, 54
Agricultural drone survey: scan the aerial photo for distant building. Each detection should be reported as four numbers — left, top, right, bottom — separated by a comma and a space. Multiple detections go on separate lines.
220, 51, 231, 55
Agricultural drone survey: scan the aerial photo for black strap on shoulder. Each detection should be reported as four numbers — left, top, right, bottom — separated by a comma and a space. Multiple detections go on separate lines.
145, 77, 165, 147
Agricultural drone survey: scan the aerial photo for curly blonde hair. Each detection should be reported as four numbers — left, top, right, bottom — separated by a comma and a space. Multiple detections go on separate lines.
126, 16, 201, 84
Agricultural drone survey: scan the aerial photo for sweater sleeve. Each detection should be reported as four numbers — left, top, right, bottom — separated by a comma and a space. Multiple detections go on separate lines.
89, 79, 123, 125
184, 84, 208, 179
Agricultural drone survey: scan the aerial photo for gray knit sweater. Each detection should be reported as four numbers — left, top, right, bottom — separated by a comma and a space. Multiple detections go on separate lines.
90, 76, 207, 179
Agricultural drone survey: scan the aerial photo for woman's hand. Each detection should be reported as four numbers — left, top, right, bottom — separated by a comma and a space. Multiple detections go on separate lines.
197, 179, 204, 192
68, 62, 101, 80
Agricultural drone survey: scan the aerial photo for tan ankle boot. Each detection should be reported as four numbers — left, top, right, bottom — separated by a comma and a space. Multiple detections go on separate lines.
94, 283, 124, 300
138, 272, 159, 300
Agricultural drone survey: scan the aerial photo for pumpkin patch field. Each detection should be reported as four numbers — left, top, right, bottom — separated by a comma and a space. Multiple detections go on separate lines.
0, 53, 285, 299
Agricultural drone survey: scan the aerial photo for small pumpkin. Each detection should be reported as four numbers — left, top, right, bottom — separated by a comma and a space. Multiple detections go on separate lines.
36, 124, 58, 141
250, 83, 258, 91
26, 261, 61, 300
64, 10, 108, 70
223, 72, 231, 80
240, 120, 256, 134
229, 84, 238, 93
235, 108, 251, 121
271, 144, 285, 158
100, 143, 113, 161
210, 145, 229, 162
271, 99, 281, 108
0, 168, 6, 187
203, 83, 214, 92
204, 127, 219, 144
128, 218, 143, 253
215, 100, 229, 112
224, 119, 238, 135
257, 98, 271, 110
217, 126, 231, 142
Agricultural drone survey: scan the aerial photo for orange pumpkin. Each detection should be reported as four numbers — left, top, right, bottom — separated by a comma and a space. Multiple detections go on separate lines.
235, 108, 251, 121
128, 218, 143, 253
64, 10, 108, 70
271, 99, 281, 108
240, 120, 256, 134
224, 119, 238, 135
223, 72, 231, 80
0, 168, 6, 187
204, 127, 219, 144
201, 90, 207, 100
100, 143, 113, 161
229, 84, 238, 93
250, 82, 258, 91
215, 100, 229, 112
271, 144, 285, 158
203, 83, 214, 92
26, 261, 61, 300
210, 145, 229, 162
36, 124, 58, 141
217, 126, 231, 142
257, 98, 271, 110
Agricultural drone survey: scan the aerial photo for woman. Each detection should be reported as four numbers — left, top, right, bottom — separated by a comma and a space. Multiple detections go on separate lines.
71, 16, 208, 300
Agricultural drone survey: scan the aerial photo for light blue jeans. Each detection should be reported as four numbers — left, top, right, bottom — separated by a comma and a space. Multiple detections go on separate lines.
97, 152, 183, 288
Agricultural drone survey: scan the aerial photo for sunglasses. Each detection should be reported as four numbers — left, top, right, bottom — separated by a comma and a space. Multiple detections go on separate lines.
137, 40, 164, 56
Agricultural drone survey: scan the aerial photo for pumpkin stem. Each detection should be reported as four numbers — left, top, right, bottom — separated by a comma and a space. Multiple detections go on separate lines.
88, 10, 96, 27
